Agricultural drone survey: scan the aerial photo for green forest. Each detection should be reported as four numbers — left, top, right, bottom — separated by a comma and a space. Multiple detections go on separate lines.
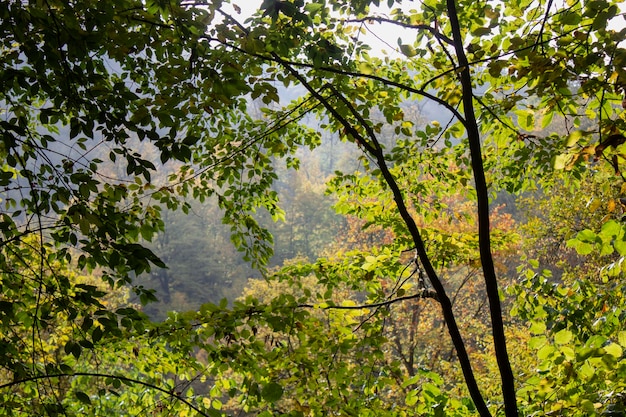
2, 0, 626, 415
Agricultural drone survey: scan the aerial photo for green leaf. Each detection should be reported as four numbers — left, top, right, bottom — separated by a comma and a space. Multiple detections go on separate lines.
74, 391, 91, 405
130, 107, 150, 124
578, 361, 596, 378
304, 3, 323, 15
65, 341, 82, 359
560, 11, 581, 25
405, 389, 419, 406
529, 320, 546, 335
357, 61, 376, 75
604, 343, 623, 358
619, 331, 626, 348
472, 27, 491, 36
554, 329, 572, 345
566, 238, 595, 255
537, 344, 555, 359
577, 229, 599, 243
399, 43, 417, 57
261, 382, 283, 403
614, 238, 626, 256
560, 346, 575, 360
361, 255, 377, 272
553, 153, 572, 170
515, 109, 535, 131
92, 326, 103, 343
207, 409, 223, 417
540, 110, 554, 129
566, 130, 584, 147
0, 170, 13, 186
580, 399, 596, 412
529, 335, 547, 349
600, 220, 621, 238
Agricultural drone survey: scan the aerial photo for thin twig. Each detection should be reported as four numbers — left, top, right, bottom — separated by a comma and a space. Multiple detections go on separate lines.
297, 290, 439, 310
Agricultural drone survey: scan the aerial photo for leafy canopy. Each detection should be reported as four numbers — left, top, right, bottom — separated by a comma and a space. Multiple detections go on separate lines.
2, 0, 626, 416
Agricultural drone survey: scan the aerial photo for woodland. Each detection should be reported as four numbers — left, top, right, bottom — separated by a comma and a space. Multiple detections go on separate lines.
1, 0, 626, 415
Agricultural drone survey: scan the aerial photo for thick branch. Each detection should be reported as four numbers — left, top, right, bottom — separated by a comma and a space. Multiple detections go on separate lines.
370, 121, 491, 417
217, 8, 495, 415
272, 47, 491, 417
534, 0, 554, 52
446, 0, 518, 416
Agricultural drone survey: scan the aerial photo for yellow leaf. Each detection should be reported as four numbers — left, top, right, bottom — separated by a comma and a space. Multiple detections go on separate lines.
566, 130, 583, 147
357, 61, 375, 75
605, 342, 623, 358
587, 198, 602, 213
608, 199, 616, 213
554, 153, 573, 170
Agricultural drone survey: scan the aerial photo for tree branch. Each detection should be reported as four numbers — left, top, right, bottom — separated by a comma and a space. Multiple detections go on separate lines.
215, 9, 495, 415
274, 39, 488, 417
298, 290, 439, 310
534, 0, 554, 53
346, 16, 454, 45
446, 0, 518, 415
0, 372, 211, 417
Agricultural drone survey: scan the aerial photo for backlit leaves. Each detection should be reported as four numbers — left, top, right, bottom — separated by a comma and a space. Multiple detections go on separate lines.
3, 0, 626, 415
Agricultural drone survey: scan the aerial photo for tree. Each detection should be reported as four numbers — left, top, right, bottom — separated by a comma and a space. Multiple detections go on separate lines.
2, 0, 626, 415
510, 173, 626, 415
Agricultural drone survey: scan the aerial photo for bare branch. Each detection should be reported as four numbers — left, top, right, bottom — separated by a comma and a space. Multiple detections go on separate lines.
534, 0, 554, 52
346, 16, 454, 45
298, 290, 439, 310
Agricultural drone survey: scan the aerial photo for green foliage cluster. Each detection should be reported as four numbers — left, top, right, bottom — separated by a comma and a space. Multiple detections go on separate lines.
2, 0, 626, 416
512, 271, 626, 416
